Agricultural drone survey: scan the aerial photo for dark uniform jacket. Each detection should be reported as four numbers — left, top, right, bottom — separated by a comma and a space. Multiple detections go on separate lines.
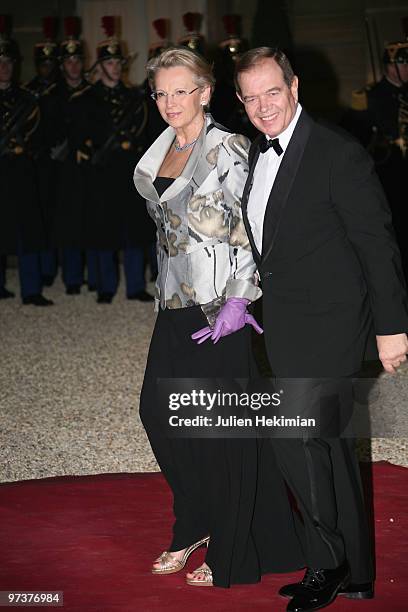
78, 80, 154, 250
344, 78, 405, 149
0, 84, 45, 254
342, 78, 408, 276
24, 77, 59, 247
50, 78, 91, 249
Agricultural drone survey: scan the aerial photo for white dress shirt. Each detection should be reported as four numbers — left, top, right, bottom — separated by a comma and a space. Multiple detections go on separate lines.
247, 103, 302, 254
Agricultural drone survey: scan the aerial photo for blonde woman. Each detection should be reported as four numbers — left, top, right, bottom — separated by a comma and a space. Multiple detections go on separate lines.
134, 47, 304, 588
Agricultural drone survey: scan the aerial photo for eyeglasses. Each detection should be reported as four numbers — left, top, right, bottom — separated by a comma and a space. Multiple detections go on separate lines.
150, 87, 200, 101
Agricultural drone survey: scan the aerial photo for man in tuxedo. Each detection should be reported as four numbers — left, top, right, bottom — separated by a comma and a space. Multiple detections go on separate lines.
235, 47, 408, 611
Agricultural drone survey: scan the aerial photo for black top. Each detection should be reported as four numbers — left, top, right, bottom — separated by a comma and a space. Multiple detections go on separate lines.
154, 176, 175, 197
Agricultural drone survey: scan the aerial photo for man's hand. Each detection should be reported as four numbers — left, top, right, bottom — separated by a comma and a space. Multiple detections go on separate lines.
376, 333, 408, 374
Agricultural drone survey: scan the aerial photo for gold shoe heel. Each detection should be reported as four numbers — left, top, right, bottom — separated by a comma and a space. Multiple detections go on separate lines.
151, 535, 210, 575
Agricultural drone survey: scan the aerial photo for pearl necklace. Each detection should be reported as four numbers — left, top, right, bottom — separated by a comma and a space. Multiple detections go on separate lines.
174, 137, 198, 152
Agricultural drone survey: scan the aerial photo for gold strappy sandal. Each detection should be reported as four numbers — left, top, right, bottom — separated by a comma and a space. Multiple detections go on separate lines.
151, 535, 209, 575
186, 564, 213, 586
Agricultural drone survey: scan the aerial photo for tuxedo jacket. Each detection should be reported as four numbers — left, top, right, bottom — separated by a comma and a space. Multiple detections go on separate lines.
242, 110, 408, 377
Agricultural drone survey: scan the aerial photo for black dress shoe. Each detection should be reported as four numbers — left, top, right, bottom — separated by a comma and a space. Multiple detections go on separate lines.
280, 580, 374, 600
22, 294, 54, 306
97, 292, 113, 304
0, 288, 15, 299
339, 582, 374, 599
66, 285, 81, 295
42, 275, 54, 287
127, 290, 154, 302
286, 561, 350, 611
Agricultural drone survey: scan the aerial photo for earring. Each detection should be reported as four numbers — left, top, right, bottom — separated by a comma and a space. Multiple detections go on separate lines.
201, 101, 206, 106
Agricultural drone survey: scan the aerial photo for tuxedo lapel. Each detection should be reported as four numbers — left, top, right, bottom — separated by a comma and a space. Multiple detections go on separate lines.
241, 135, 262, 265
261, 111, 313, 263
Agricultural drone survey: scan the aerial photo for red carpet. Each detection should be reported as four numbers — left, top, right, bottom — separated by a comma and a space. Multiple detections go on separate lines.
0, 462, 407, 611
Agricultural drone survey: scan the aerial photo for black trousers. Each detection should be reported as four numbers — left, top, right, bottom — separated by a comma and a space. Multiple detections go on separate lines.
270, 377, 373, 583
139, 306, 305, 587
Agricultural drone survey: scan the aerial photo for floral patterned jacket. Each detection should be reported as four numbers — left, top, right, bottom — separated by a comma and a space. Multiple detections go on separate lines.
133, 114, 261, 322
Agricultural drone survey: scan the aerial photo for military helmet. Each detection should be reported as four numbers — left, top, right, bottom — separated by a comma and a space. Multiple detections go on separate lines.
0, 38, 19, 61
34, 17, 59, 64
0, 14, 20, 61
383, 40, 408, 65
148, 18, 172, 60
59, 16, 84, 60
219, 15, 249, 62
178, 12, 205, 56
97, 16, 124, 62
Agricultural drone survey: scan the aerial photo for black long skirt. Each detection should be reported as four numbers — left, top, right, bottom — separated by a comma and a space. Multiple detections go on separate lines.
139, 305, 304, 587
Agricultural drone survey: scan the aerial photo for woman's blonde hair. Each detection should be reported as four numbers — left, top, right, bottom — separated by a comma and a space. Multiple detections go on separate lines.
146, 47, 215, 93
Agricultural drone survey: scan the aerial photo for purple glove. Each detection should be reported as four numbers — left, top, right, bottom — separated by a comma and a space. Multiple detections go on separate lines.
191, 297, 263, 345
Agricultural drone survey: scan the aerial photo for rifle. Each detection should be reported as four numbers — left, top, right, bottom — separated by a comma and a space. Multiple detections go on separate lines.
0, 93, 39, 158
90, 94, 146, 167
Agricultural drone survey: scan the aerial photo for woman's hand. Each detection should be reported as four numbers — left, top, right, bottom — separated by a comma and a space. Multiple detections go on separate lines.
191, 297, 263, 344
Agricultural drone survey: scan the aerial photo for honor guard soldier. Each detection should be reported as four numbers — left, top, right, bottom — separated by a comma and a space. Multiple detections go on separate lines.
343, 35, 408, 278
25, 16, 60, 287
25, 16, 59, 97
76, 16, 154, 303
0, 15, 52, 305
49, 16, 91, 295
211, 14, 255, 138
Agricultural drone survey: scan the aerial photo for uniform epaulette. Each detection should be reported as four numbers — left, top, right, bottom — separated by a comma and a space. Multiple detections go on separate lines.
71, 84, 92, 99
351, 88, 368, 111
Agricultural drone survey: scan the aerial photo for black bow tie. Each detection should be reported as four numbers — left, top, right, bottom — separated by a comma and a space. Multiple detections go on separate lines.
259, 136, 283, 156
